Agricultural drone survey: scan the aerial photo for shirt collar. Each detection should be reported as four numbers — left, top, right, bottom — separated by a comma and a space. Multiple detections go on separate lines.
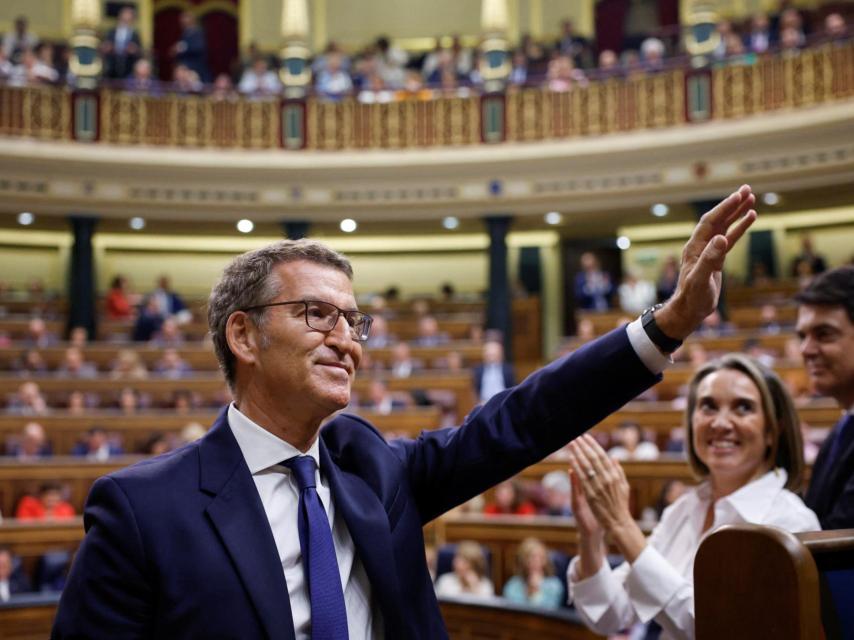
227, 402, 320, 475
700, 468, 788, 522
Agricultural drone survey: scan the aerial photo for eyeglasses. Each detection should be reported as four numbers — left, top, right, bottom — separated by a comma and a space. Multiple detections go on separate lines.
241, 299, 373, 342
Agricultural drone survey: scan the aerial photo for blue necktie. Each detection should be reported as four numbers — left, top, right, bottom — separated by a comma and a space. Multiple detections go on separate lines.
284, 455, 349, 640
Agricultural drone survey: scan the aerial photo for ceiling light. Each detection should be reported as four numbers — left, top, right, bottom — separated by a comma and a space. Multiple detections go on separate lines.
616, 236, 631, 250
544, 211, 562, 225
236, 219, 254, 233
129, 217, 146, 230
762, 192, 780, 206
651, 203, 669, 217
340, 218, 357, 233
442, 216, 460, 230
17, 212, 34, 226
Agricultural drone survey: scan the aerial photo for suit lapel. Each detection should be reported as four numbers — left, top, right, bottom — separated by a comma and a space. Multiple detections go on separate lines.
200, 412, 295, 640
320, 443, 406, 636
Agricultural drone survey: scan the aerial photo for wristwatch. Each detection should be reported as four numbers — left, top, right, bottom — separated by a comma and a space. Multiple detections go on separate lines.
640, 303, 683, 353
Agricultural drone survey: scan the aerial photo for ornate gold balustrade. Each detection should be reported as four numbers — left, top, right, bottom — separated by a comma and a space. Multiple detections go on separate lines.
0, 41, 852, 150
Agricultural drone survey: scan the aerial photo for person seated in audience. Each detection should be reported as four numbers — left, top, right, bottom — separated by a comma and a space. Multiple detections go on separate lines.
742, 338, 776, 368
575, 252, 613, 311
502, 537, 565, 609
745, 13, 772, 54
315, 51, 353, 99
779, 8, 807, 46
540, 470, 573, 517
118, 387, 141, 415
360, 379, 407, 415
172, 389, 198, 414
695, 309, 735, 337
388, 341, 423, 378
105, 275, 136, 320
546, 54, 586, 92
65, 390, 91, 415
642, 479, 688, 526
656, 256, 679, 303
178, 421, 207, 445
618, 269, 656, 314
758, 303, 782, 334
607, 420, 660, 461
508, 49, 528, 85
238, 54, 281, 96
211, 73, 237, 101
824, 12, 848, 41
640, 37, 666, 73
154, 347, 193, 379
365, 315, 395, 348
5, 421, 51, 459
110, 348, 149, 380
133, 297, 164, 342
472, 340, 515, 404
566, 354, 819, 640
68, 326, 89, 348
0, 547, 31, 601
484, 480, 536, 516
71, 427, 124, 461
791, 235, 827, 277
5, 381, 49, 415
172, 63, 203, 93
435, 541, 494, 598
12, 348, 48, 376
142, 432, 173, 456
8, 46, 57, 86
433, 349, 464, 373
148, 275, 191, 323
780, 26, 805, 53
150, 318, 187, 348
412, 315, 449, 347
55, 346, 98, 379
125, 58, 156, 93
15, 483, 76, 520
22, 317, 59, 349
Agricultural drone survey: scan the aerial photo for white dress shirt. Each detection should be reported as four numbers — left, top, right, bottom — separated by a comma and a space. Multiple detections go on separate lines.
227, 404, 379, 640
568, 469, 820, 640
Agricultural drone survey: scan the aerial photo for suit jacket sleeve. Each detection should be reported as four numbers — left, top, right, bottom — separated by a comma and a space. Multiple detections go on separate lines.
53, 476, 154, 639
391, 327, 659, 523
820, 471, 854, 530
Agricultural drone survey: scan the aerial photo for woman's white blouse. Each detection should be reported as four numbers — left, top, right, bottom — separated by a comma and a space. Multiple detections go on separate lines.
567, 469, 820, 640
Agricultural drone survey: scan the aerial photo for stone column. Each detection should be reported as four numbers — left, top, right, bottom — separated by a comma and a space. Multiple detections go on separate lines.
67, 216, 98, 339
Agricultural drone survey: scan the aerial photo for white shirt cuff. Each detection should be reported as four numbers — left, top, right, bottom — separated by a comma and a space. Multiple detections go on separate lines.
626, 318, 672, 375
567, 556, 617, 623
623, 544, 686, 623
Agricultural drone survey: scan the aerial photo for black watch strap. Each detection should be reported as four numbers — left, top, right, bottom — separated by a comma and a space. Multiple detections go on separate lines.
640, 303, 683, 353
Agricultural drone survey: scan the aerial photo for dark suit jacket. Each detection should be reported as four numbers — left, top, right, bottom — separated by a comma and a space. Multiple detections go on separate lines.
805, 414, 854, 529
52, 328, 658, 639
103, 27, 142, 79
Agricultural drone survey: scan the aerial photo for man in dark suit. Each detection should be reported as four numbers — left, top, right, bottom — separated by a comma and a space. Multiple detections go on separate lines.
472, 339, 516, 403
53, 186, 756, 639
171, 10, 210, 83
0, 547, 31, 601
797, 266, 854, 529
101, 5, 142, 80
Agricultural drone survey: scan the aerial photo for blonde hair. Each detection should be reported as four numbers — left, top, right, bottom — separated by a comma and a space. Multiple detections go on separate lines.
515, 537, 554, 579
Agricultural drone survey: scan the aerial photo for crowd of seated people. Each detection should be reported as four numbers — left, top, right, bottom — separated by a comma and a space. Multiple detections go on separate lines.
2, 7, 850, 100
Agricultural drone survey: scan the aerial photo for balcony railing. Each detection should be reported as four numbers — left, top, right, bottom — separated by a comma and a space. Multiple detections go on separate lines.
0, 41, 851, 151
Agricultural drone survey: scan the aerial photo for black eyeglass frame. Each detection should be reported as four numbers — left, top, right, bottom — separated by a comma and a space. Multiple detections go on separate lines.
240, 299, 373, 342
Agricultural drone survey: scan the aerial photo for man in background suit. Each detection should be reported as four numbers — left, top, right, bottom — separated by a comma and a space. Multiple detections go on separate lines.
472, 340, 516, 403
53, 186, 756, 639
171, 10, 210, 83
101, 5, 142, 80
797, 266, 854, 528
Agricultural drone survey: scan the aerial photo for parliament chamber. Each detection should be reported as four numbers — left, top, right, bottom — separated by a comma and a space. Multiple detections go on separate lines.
1, 0, 854, 637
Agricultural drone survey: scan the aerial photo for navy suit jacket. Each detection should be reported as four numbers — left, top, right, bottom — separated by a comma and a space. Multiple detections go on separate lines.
805, 414, 854, 529
472, 362, 516, 398
53, 328, 658, 639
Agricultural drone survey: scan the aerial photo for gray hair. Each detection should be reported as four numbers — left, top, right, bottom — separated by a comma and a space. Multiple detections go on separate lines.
207, 239, 353, 391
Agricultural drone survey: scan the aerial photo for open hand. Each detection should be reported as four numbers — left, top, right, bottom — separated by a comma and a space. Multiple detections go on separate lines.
567, 435, 633, 534
656, 185, 757, 340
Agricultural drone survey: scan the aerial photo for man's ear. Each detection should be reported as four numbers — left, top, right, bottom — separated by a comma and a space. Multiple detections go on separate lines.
225, 311, 259, 367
